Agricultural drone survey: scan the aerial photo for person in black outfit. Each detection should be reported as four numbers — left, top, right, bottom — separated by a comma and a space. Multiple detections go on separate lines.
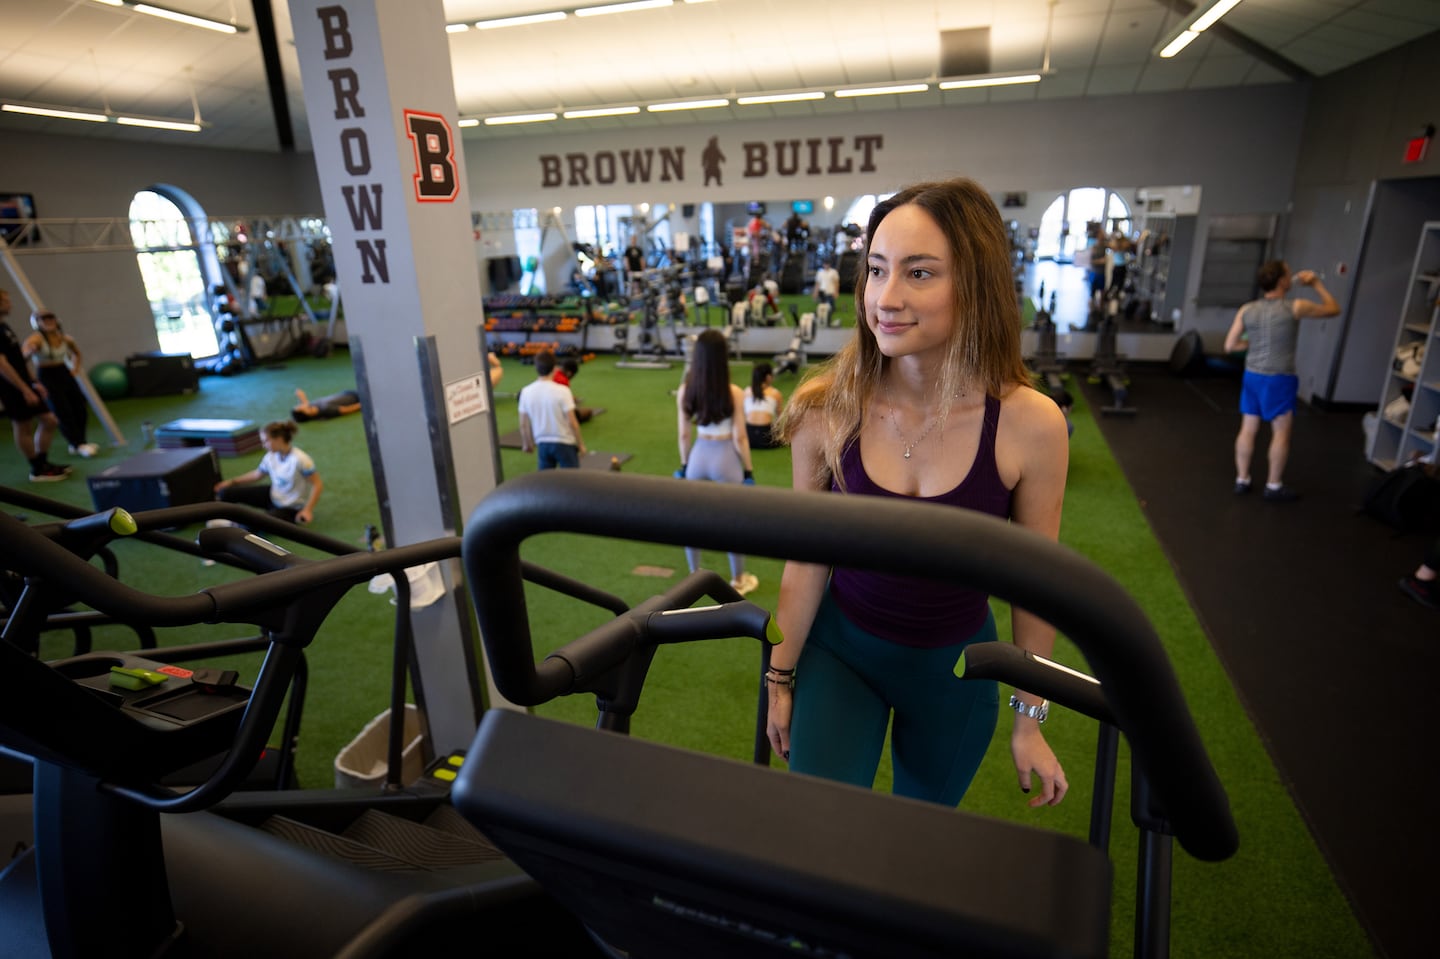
624, 239, 646, 295
292, 387, 361, 422
22, 309, 98, 457
0, 289, 70, 482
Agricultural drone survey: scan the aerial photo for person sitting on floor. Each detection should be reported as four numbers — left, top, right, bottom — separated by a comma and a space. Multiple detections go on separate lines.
214, 419, 323, 525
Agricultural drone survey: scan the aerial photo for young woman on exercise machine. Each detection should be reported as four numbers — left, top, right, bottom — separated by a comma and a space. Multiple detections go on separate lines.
766, 177, 1071, 809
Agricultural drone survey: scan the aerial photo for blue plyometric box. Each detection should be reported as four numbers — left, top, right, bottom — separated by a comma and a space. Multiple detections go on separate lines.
87, 447, 220, 513
155, 418, 261, 457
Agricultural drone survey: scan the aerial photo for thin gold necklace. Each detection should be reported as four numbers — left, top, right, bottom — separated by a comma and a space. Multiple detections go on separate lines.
882, 384, 958, 459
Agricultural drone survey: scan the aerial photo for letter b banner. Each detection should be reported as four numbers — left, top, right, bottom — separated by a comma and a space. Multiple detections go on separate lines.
404, 110, 458, 202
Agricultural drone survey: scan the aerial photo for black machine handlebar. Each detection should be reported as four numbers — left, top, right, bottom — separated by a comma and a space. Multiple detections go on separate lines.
0, 509, 458, 631
0, 508, 463, 810
462, 470, 1238, 862
959, 641, 1114, 726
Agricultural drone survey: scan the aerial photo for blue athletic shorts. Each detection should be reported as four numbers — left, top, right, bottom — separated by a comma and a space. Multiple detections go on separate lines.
1240, 371, 1298, 421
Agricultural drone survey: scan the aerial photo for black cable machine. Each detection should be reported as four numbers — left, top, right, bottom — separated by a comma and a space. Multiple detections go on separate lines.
0, 497, 615, 959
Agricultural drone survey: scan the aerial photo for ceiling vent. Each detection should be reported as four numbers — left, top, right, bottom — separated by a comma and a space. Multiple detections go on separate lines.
939, 27, 991, 77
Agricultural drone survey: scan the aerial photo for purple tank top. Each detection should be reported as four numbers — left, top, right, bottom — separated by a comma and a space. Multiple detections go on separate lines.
830, 394, 1013, 647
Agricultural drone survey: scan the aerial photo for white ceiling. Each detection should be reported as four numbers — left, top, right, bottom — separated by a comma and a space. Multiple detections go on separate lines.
1, 0, 1437, 153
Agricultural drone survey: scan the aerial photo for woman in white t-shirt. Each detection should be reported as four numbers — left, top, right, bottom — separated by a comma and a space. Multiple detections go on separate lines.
214, 419, 323, 524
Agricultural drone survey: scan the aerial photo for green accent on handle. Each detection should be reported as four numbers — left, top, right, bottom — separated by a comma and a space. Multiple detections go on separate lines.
109, 666, 168, 690
764, 616, 785, 647
109, 509, 138, 537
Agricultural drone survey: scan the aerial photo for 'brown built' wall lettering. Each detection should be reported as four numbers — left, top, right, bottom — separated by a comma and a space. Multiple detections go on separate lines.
539, 134, 884, 188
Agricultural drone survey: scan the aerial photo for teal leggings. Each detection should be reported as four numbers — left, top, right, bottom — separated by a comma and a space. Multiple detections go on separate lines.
788, 591, 999, 807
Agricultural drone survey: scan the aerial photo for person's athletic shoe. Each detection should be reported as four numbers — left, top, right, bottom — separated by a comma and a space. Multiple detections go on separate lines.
1262, 484, 1299, 503
28, 463, 70, 483
1233, 479, 1252, 495
1398, 575, 1439, 610
731, 572, 759, 596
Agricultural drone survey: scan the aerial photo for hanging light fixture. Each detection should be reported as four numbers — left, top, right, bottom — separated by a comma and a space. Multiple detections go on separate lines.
1154, 0, 1246, 59
88, 0, 247, 35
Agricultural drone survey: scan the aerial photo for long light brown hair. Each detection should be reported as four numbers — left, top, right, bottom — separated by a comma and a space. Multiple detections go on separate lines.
682, 329, 735, 425
775, 177, 1032, 488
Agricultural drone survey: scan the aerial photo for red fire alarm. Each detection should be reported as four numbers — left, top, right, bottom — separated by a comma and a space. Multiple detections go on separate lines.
1404, 124, 1434, 164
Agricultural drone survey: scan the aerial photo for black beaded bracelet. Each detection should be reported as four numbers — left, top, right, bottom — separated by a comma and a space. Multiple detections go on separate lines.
766, 665, 795, 675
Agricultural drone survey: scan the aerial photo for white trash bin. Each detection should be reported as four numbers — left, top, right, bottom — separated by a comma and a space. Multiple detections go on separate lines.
334, 703, 425, 789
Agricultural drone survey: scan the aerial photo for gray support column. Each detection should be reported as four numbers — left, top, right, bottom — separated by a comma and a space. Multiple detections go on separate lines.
290, 0, 511, 754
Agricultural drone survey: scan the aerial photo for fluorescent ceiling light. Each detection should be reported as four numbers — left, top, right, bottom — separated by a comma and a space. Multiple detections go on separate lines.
4, 101, 203, 131
1158, 30, 1199, 58
834, 83, 928, 98
564, 105, 641, 118
458, 118, 480, 127
576, 0, 671, 18
939, 73, 1042, 90
646, 98, 728, 112
131, 3, 241, 34
445, 23, 470, 34
476, 12, 567, 29
1193, 0, 1245, 32
3, 103, 108, 122
116, 115, 201, 132
484, 112, 559, 125
1154, 0, 1244, 58
737, 91, 824, 105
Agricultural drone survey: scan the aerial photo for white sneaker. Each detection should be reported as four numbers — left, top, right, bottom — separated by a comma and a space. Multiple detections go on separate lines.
730, 572, 759, 596
77, 443, 100, 458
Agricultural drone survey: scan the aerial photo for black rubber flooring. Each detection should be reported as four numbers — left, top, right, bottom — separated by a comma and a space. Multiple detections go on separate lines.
1077, 364, 1438, 959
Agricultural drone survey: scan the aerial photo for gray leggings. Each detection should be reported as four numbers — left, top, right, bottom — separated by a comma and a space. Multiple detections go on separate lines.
683, 438, 745, 580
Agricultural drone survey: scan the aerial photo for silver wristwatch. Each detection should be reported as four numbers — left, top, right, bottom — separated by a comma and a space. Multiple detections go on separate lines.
1008, 695, 1049, 724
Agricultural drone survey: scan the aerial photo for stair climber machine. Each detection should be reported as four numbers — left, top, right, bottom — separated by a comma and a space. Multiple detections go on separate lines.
1088, 301, 1137, 416
452, 470, 1239, 959
0, 491, 718, 958
772, 305, 819, 376
1029, 300, 1068, 397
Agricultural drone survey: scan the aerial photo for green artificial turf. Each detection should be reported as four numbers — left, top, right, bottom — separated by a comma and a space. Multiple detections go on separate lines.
0, 326, 1372, 957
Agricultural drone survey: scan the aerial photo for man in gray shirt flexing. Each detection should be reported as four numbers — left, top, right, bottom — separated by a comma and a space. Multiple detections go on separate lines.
1223, 260, 1339, 502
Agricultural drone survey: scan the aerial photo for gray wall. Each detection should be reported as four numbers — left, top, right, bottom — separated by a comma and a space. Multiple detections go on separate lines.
465, 84, 1308, 211
1, 129, 321, 367
3, 71, 1414, 375
1283, 31, 1440, 405
465, 83, 1308, 344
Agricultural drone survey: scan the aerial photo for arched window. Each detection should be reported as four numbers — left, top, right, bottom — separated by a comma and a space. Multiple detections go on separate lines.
128, 187, 220, 357
841, 194, 889, 234
1036, 188, 1132, 261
